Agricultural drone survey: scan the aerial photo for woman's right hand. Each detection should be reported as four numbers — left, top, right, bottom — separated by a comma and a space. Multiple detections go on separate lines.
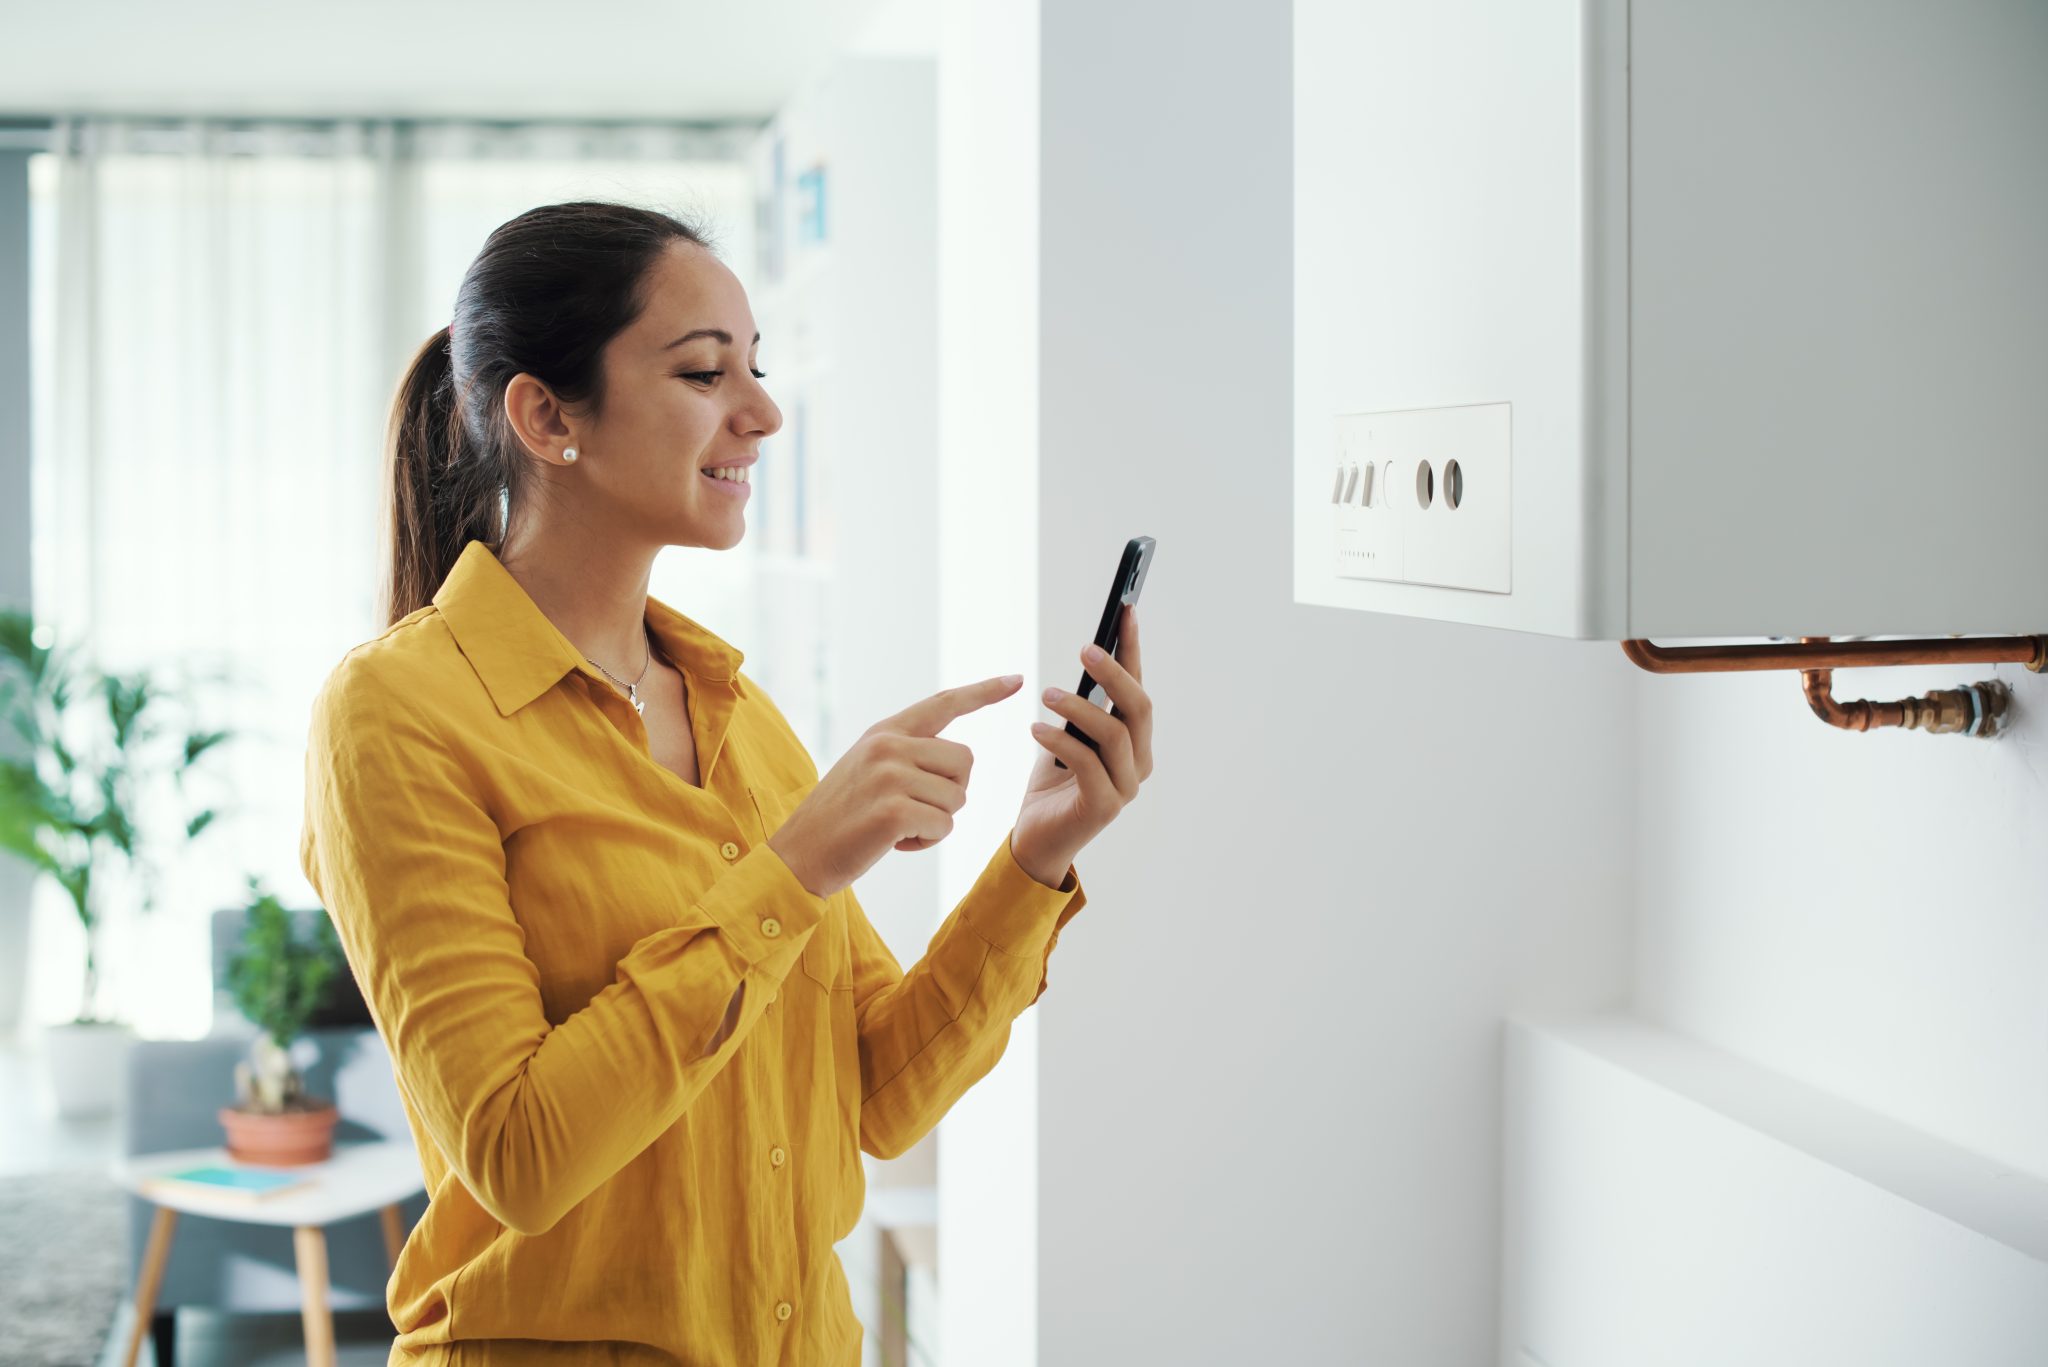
765, 673, 1024, 899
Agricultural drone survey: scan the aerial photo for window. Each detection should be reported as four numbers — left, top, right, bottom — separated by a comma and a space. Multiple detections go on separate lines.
25, 117, 766, 1036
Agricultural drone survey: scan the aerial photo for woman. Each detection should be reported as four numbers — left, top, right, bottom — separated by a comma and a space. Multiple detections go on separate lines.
297, 200, 1154, 1366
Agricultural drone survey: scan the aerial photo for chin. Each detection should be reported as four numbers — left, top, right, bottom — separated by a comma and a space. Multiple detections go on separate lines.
658, 504, 746, 548
692, 518, 749, 549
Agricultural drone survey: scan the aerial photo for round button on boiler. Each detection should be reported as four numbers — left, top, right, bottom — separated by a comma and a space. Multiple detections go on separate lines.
720, 841, 740, 860
770, 1146, 786, 1167
775, 1302, 793, 1322
762, 917, 782, 938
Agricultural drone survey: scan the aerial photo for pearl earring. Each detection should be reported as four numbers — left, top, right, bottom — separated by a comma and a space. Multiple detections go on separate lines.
563, 447, 579, 464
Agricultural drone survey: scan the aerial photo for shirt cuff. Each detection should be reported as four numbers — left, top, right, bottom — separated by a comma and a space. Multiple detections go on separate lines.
698, 838, 828, 979
960, 833, 1087, 959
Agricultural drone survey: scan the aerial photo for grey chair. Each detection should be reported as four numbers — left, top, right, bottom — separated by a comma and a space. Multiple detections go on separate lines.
122, 907, 426, 1366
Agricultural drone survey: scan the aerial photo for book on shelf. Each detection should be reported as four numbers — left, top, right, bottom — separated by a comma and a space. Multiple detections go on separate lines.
141, 1164, 318, 1204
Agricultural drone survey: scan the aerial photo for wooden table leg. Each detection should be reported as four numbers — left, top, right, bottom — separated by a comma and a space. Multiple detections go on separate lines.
880, 1226, 908, 1367
120, 1206, 177, 1367
292, 1224, 337, 1367
380, 1202, 405, 1270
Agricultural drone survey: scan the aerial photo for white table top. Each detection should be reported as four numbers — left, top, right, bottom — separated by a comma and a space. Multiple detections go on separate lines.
110, 1139, 425, 1227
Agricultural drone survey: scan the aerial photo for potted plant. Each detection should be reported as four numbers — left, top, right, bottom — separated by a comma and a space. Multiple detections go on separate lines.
0, 606, 233, 1117
220, 875, 348, 1164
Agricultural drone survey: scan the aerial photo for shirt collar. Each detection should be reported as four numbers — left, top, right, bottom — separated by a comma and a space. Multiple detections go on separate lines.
434, 539, 745, 717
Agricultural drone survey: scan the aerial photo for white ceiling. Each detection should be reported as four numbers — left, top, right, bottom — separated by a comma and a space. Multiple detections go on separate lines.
0, 0, 927, 124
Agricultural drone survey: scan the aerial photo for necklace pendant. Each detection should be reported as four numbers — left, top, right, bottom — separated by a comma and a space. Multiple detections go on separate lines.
627, 685, 644, 716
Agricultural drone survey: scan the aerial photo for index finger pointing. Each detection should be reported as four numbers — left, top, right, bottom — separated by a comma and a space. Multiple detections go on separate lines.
895, 673, 1025, 736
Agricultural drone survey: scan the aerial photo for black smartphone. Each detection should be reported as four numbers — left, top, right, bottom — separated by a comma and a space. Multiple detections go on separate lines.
1054, 535, 1156, 771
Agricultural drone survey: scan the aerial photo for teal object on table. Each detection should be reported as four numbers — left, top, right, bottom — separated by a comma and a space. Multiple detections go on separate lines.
161, 1165, 302, 1191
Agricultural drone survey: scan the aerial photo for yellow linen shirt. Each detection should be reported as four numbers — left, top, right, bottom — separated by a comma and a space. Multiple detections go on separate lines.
297, 538, 1086, 1366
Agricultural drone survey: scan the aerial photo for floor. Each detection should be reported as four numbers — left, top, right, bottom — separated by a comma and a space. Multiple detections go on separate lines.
2, 1027, 400, 1366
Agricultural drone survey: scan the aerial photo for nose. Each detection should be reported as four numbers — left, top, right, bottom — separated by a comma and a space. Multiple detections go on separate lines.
738, 374, 782, 440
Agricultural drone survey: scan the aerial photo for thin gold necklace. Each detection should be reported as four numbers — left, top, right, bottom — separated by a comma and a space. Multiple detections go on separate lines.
585, 627, 655, 716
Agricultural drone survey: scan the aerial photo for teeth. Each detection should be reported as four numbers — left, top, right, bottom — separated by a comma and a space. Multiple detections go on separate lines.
705, 466, 750, 483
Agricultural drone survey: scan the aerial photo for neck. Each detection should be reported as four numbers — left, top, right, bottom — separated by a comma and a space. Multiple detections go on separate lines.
494, 524, 659, 677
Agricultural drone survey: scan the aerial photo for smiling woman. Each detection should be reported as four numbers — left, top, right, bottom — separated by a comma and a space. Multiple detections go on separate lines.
385, 200, 781, 628
309, 197, 1095, 1367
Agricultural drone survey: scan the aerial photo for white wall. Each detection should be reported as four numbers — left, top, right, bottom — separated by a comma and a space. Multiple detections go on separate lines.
1033, 3, 1633, 1363
1534, 661, 2048, 1363
949, 3, 2048, 1361
1638, 661, 2048, 1174
1502, 1013, 2048, 1367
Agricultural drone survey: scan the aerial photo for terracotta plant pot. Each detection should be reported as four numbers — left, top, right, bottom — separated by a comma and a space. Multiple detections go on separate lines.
218, 1099, 341, 1165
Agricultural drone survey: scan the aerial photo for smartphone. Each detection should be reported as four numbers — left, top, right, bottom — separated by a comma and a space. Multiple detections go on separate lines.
1054, 535, 1157, 771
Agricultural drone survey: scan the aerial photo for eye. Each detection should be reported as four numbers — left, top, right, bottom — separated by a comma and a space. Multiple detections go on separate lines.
677, 369, 771, 383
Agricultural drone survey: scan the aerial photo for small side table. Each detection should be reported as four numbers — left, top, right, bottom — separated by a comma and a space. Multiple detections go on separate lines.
108, 1139, 425, 1367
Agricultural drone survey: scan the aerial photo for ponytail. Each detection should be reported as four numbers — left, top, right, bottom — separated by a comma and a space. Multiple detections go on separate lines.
379, 201, 714, 625
383, 324, 497, 626
382, 327, 485, 627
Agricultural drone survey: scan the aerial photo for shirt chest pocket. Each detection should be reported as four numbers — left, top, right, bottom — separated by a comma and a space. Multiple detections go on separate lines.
748, 780, 851, 992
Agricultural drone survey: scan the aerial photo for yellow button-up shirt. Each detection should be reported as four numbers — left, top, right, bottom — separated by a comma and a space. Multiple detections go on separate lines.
298, 539, 1086, 1366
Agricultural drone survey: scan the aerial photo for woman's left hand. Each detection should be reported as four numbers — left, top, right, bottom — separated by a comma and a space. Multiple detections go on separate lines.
1010, 604, 1153, 887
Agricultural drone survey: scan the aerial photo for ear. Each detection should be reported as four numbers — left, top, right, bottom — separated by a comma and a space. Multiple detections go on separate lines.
502, 372, 577, 462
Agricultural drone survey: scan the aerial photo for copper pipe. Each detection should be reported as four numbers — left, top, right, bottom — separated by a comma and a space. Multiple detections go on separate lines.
1620, 633, 2045, 738
1620, 634, 2048, 674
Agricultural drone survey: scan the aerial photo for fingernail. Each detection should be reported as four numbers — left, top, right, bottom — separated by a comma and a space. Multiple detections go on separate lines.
1044, 686, 1065, 702
1083, 644, 1105, 664
1000, 674, 1023, 686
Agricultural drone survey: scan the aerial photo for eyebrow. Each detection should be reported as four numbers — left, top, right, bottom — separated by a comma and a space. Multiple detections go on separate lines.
663, 329, 760, 349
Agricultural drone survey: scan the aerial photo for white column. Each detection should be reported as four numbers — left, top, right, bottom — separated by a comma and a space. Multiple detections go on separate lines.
934, 2, 1042, 1365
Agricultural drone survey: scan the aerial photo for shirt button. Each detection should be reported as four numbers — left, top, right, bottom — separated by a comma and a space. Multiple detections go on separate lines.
720, 841, 740, 860
770, 1146, 786, 1167
762, 917, 781, 938
775, 1301, 793, 1322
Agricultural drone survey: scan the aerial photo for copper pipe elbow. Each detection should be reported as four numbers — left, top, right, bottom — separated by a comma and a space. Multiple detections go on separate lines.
1619, 633, 2042, 738
1796, 637, 2011, 736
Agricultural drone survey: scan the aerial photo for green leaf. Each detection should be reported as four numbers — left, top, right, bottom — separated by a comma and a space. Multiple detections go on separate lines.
183, 729, 231, 767
90, 770, 137, 859
224, 879, 354, 1052
102, 672, 151, 751
0, 607, 247, 1019
0, 606, 42, 677
0, 758, 78, 878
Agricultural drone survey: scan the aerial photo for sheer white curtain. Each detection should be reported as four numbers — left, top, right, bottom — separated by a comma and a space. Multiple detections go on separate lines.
27, 116, 757, 1036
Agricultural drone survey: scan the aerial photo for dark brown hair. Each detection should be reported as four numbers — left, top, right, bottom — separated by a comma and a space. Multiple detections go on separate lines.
381, 200, 713, 626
